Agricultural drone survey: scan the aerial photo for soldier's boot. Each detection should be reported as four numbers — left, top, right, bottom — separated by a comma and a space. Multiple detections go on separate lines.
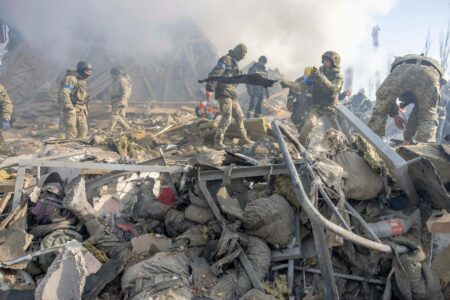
214, 134, 227, 150
254, 113, 261, 118
62, 176, 97, 221
239, 135, 254, 146
246, 111, 254, 119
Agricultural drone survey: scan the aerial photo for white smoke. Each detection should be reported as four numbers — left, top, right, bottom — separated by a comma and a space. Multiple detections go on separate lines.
0, 0, 397, 91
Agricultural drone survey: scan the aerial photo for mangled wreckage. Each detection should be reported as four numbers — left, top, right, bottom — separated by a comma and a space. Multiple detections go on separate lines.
0, 100, 450, 300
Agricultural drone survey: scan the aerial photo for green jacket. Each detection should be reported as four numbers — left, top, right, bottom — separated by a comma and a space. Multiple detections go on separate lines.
311, 67, 343, 107
58, 70, 89, 110
110, 74, 132, 108
0, 84, 13, 121
206, 53, 241, 99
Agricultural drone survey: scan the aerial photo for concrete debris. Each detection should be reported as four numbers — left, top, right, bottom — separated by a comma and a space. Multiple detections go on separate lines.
0, 30, 449, 299
34, 242, 101, 300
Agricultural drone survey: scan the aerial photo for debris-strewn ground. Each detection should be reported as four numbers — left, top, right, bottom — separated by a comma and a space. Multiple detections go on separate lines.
1, 101, 450, 300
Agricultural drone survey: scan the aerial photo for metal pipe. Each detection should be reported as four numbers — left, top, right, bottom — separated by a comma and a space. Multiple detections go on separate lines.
273, 122, 339, 299
271, 264, 386, 285
272, 121, 393, 253
278, 124, 351, 231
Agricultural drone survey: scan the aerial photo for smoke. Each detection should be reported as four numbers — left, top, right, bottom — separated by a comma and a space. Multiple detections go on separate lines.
0, 0, 396, 86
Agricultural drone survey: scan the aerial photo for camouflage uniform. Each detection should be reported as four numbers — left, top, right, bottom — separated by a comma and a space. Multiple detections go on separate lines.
0, 84, 13, 122
368, 54, 444, 143
110, 73, 132, 131
58, 70, 89, 139
284, 75, 312, 132
298, 51, 344, 145
351, 90, 372, 121
206, 44, 251, 148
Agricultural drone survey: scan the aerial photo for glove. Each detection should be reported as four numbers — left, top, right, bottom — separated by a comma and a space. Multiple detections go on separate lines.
393, 115, 406, 130
280, 81, 288, 89
205, 91, 213, 102
1, 120, 10, 130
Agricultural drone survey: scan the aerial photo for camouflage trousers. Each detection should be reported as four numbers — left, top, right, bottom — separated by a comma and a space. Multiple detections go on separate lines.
111, 105, 130, 131
368, 64, 441, 143
215, 96, 247, 141
298, 104, 338, 146
64, 105, 89, 139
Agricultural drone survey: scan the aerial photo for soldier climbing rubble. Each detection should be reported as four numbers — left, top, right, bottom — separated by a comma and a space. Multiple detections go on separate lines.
369, 54, 447, 145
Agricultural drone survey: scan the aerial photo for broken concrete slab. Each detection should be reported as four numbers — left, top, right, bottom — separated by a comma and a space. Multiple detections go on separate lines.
131, 233, 172, 254
0, 229, 33, 269
34, 242, 101, 300
427, 210, 450, 233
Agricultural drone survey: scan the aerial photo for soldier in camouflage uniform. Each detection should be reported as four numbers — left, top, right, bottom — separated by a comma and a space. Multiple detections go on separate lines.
0, 84, 13, 132
282, 67, 313, 133
298, 51, 344, 145
109, 67, 132, 132
350, 88, 372, 122
205, 43, 253, 150
58, 61, 92, 139
368, 54, 446, 144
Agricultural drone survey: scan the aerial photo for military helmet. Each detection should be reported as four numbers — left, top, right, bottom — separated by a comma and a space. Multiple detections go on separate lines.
76, 61, 92, 72
322, 51, 341, 68
110, 67, 123, 76
230, 43, 248, 61
258, 56, 268, 64
358, 88, 366, 94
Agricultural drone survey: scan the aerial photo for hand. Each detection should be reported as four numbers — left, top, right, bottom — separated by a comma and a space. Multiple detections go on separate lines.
1, 120, 10, 130
394, 115, 406, 130
310, 67, 319, 76
280, 81, 288, 89
205, 91, 213, 101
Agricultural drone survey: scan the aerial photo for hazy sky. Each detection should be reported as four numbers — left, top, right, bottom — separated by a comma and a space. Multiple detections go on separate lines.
375, 0, 450, 61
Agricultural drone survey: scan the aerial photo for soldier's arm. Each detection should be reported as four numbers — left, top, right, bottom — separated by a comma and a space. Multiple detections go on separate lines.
205, 57, 228, 92
61, 76, 78, 110
315, 73, 343, 94
0, 87, 13, 120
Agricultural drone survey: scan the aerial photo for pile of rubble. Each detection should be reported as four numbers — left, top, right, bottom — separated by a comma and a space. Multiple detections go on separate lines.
1, 105, 450, 300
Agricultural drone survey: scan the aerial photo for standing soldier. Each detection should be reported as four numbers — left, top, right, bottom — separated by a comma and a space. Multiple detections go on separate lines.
246, 55, 270, 118
0, 83, 13, 135
205, 43, 253, 150
350, 88, 372, 122
368, 54, 446, 144
298, 51, 344, 145
58, 61, 92, 139
109, 67, 132, 132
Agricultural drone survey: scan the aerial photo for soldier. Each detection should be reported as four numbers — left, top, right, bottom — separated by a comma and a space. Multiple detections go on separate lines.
298, 51, 344, 145
350, 88, 372, 122
282, 67, 314, 133
246, 55, 270, 118
205, 43, 253, 150
109, 67, 132, 132
58, 61, 92, 139
0, 83, 13, 133
368, 54, 446, 144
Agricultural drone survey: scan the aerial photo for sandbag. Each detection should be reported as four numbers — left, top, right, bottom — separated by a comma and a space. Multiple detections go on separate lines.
164, 209, 196, 237
236, 235, 271, 297
174, 225, 208, 247
121, 251, 190, 300
392, 237, 443, 300
184, 204, 213, 224
333, 150, 383, 200
243, 194, 295, 248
